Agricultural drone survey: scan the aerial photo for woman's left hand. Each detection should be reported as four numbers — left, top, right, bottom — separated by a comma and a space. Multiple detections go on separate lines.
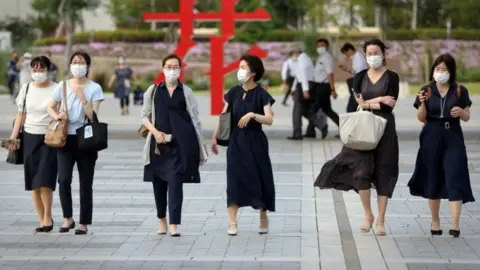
354, 93, 366, 108
238, 112, 255, 128
450, 106, 463, 118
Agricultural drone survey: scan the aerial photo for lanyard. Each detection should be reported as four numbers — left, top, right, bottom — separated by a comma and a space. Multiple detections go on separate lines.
439, 92, 448, 118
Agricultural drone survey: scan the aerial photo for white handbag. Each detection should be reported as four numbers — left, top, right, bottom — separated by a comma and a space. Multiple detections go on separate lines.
339, 107, 387, 151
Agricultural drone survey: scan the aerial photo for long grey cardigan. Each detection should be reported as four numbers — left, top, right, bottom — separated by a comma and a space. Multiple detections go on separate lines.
141, 83, 208, 166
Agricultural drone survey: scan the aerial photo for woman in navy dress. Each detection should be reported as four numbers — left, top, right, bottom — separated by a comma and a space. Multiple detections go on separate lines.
408, 53, 474, 238
142, 54, 205, 237
211, 55, 275, 236
108, 56, 134, 115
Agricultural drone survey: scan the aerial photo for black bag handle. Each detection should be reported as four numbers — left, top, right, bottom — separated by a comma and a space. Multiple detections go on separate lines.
18, 83, 30, 134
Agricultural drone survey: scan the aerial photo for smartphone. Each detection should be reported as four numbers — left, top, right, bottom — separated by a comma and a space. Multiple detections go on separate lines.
164, 134, 173, 143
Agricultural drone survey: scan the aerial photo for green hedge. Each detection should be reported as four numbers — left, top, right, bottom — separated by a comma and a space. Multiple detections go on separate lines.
33, 28, 480, 46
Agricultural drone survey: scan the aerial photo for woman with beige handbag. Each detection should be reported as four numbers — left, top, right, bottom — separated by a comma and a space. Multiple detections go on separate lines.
314, 39, 399, 236
47, 51, 104, 235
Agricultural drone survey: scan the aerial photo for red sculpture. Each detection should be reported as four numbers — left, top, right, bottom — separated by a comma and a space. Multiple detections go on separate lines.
143, 0, 271, 115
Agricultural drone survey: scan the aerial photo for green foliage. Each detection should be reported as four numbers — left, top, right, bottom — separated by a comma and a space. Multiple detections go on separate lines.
0, 17, 37, 48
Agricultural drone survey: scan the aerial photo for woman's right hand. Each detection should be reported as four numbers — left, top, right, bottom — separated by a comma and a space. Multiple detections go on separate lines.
211, 137, 219, 155
153, 130, 166, 144
417, 91, 426, 103
55, 112, 67, 121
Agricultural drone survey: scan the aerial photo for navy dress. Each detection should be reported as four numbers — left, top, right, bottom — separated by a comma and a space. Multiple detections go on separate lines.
408, 83, 474, 204
225, 85, 276, 211
114, 67, 133, 99
143, 83, 200, 184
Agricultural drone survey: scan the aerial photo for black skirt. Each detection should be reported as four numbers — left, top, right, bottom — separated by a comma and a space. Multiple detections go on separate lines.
23, 132, 58, 191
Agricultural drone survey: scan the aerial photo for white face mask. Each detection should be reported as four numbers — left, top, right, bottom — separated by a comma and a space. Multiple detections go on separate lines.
433, 72, 450, 84
31, 72, 48, 83
366, 55, 383, 69
70, 64, 88, 78
317, 47, 327, 55
237, 69, 250, 84
163, 68, 180, 83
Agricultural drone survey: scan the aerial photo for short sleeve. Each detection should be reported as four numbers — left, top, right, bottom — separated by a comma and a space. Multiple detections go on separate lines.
324, 55, 334, 74
458, 86, 472, 109
91, 84, 105, 102
223, 86, 239, 104
15, 83, 28, 112
260, 89, 275, 107
52, 82, 62, 102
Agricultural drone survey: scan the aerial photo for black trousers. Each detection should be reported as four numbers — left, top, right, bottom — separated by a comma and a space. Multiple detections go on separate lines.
58, 135, 98, 225
346, 77, 357, 113
120, 97, 129, 108
153, 179, 183, 224
306, 82, 339, 134
282, 76, 295, 104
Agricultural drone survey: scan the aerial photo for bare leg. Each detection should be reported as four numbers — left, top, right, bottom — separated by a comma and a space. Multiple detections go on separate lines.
428, 199, 441, 230
32, 189, 45, 226
259, 208, 269, 234
359, 189, 375, 232
227, 204, 239, 235
376, 195, 389, 236
40, 187, 53, 226
449, 201, 462, 231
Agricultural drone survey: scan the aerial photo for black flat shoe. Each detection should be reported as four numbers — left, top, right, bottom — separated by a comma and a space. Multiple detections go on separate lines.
287, 136, 303, 141
430, 223, 442, 236
449, 229, 460, 238
35, 226, 44, 233
169, 231, 181, 237
43, 219, 54, 233
75, 228, 88, 235
59, 221, 75, 233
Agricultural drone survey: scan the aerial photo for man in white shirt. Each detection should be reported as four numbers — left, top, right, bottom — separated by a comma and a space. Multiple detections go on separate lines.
340, 42, 368, 112
307, 38, 339, 139
280, 51, 298, 105
287, 46, 328, 140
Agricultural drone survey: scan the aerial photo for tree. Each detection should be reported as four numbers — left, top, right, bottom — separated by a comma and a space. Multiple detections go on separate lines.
31, 0, 100, 74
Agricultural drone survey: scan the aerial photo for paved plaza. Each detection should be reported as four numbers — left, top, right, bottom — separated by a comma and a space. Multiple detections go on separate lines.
0, 93, 480, 270
1, 138, 480, 270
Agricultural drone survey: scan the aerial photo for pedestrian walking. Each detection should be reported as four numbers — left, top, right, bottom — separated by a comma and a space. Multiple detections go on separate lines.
141, 54, 208, 237
408, 53, 474, 238
108, 56, 135, 116
47, 51, 105, 235
280, 51, 298, 106
9, 56, 58, 233
314, 39, 400, 236
211, 54, 276, 236
339, 42, 368, 112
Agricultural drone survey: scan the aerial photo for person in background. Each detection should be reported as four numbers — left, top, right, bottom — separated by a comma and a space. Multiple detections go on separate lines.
108, 56, 135, 116
19, 53, 33, 89
339, 42, 368, 112
141, 54, 207, 237
48, 51, 105, 235
46, 51, 59, 82
280, 51, 298, 106
9, 56, 58, 233
408, 53, 474, 238
211, 54, 276, 236
315, 39, 399, 236
287, 46, 328, 140
7, 51, 20, 100
308, 38, 339, 138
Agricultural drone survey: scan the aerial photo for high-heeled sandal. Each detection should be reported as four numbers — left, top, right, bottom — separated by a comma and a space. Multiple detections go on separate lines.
228, 223, 238, 236
375, 224, 386, 236
360, 217, 374, 233
259, 219, 269, 235
430, 223, 442, 236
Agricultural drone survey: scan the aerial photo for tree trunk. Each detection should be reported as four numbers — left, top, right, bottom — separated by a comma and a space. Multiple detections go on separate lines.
411, 0, 418, 30
65, 10, 74, 76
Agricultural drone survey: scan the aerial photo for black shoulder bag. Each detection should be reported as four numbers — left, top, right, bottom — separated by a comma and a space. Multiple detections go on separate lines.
6, 83, 30, 165
76, 112, 108, 152
216, 88, 240, 147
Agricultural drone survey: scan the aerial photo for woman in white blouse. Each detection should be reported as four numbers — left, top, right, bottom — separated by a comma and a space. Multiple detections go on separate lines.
10, 56, 58, 233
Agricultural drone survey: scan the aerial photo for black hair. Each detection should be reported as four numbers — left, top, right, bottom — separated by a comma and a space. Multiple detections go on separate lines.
162, 54, 182, 68
340, 43, 356, 53
288, 51, 294, 57
363, 39, 388, 66
30, 56, 51, 71
316, 38, 329, 49
429, 53, 457, 84
69, 51, 91, 76
240, 54, 265, 82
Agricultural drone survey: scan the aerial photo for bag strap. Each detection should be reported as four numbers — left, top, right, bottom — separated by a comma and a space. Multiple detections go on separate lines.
19, 83, 30, 133
226, 87, 241, 113
61, 80, 68, 113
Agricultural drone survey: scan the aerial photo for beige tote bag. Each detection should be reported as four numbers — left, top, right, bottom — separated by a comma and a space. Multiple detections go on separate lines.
339, 107, 387, 151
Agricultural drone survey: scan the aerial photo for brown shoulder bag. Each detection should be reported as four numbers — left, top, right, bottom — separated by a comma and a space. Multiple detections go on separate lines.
44, 80, 69, 148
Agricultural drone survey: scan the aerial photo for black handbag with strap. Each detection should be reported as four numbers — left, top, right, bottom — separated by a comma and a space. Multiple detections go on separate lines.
76, 112, 108, 152
217, 87, 240, 147
6, 83, 30, 165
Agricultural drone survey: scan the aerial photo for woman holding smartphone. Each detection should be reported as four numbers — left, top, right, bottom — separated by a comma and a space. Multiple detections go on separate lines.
141, 54, 207, 237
